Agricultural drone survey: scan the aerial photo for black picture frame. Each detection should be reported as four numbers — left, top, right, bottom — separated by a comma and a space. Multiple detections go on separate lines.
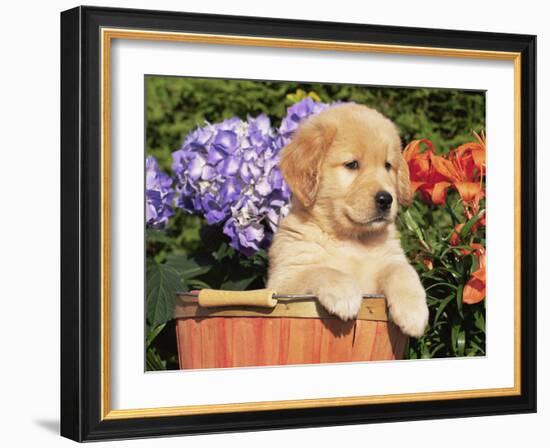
61, 5, 536, 442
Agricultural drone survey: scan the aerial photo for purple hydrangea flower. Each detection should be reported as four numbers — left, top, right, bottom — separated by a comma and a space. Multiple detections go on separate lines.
278, 97, 329, 143
146, 156, 175, 229
171, 98, 329, 255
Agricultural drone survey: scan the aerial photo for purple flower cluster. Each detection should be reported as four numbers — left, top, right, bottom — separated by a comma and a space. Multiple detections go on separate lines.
278, 97, 329, 144
172, 113, 293, 256
149, 97, 330, 255
145, 156, 175, 229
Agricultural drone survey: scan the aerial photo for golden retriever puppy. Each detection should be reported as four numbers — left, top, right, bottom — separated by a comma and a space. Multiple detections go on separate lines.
267, 103, 429, 337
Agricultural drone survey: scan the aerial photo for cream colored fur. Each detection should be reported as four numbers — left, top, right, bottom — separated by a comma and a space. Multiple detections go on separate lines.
267, 103, 429, 337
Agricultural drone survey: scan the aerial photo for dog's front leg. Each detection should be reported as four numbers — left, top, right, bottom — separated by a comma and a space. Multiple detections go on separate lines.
379, 262, 429, 337
284, 267, 363, 321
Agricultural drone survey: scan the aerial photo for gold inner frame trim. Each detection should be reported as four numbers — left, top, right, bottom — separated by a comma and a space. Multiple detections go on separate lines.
100, 27, 522, 420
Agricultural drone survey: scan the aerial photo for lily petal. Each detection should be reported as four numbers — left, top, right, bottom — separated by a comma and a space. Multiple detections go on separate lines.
431, 181, 452, 205
455, 181, 482, 203
463, 273, 486, 304
431, 153, 460, 181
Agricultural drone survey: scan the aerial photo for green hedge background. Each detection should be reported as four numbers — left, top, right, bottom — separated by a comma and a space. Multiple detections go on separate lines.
147, 76, 485, 172
145, 75, 486, 370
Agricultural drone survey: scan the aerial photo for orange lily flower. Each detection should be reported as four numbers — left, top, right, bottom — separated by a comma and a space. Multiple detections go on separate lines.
403, 139, 452, 205
431, 132, 486, 205
449, 210, 486, 249
403, 133, 487, 305
463, 245, 486, 304
449, 223, 464, 247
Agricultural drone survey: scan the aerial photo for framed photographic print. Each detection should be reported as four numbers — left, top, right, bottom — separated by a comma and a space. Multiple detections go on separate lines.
60, 5, 537, 442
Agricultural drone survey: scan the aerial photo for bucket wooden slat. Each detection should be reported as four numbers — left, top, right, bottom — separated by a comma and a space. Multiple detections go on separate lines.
175, 294, 407, 369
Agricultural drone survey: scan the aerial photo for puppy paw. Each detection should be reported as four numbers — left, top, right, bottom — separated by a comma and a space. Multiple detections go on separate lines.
317, 282, 363, 321
387, 287, 429, 338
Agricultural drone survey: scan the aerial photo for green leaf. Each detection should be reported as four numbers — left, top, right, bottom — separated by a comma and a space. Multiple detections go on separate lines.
421, 343, 432, 359
146, 323, 166, 348
165, 253, 212, 280
187, 278, 212, 290
146, 262, 185, 327
439, 244, 475, 259
451, 324, 466, 357
430, 342, 446, 357
212, 242, 232, 261
459, 209, 484, 241
457, 332, 466, 356
146, 346, 167, 371
468, 340, 486, 356
434, 294, 454, 326
455, 284, 464, 318
421, 272, 446, 283
402, 209, 425, 243
221, 274, 258, 291
146, 229, 172, 244
425, 282, 458, 293
440, 265, 463, 281
474, 310, 486, 332
445, 201, 461, 225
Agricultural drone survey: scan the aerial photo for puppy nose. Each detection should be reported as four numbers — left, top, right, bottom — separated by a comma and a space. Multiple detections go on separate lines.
375, 191, 393, 211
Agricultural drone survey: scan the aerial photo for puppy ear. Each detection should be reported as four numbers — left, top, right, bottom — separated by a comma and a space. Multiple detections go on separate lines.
396, 153, 413, 206
279, 119, 335, 207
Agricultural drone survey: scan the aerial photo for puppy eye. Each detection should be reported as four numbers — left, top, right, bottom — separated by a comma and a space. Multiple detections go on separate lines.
385, 162, 392, 171
344, 160, 359, 170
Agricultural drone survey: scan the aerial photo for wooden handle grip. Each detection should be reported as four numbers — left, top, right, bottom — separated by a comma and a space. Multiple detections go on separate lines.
198, 288, 277, 308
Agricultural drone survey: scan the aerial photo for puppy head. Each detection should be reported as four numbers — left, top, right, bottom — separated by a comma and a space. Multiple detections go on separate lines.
280, 103, 411, 237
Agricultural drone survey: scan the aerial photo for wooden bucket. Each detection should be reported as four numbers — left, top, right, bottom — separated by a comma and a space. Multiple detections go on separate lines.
175, 292, 407, 369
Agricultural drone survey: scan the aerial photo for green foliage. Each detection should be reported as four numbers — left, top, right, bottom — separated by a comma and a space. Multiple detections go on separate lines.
145, 213, 271, 370
146, 76, 485, 172
145, 76, 486, 370
146, 261, 184, 328
399, 192, 486, 359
